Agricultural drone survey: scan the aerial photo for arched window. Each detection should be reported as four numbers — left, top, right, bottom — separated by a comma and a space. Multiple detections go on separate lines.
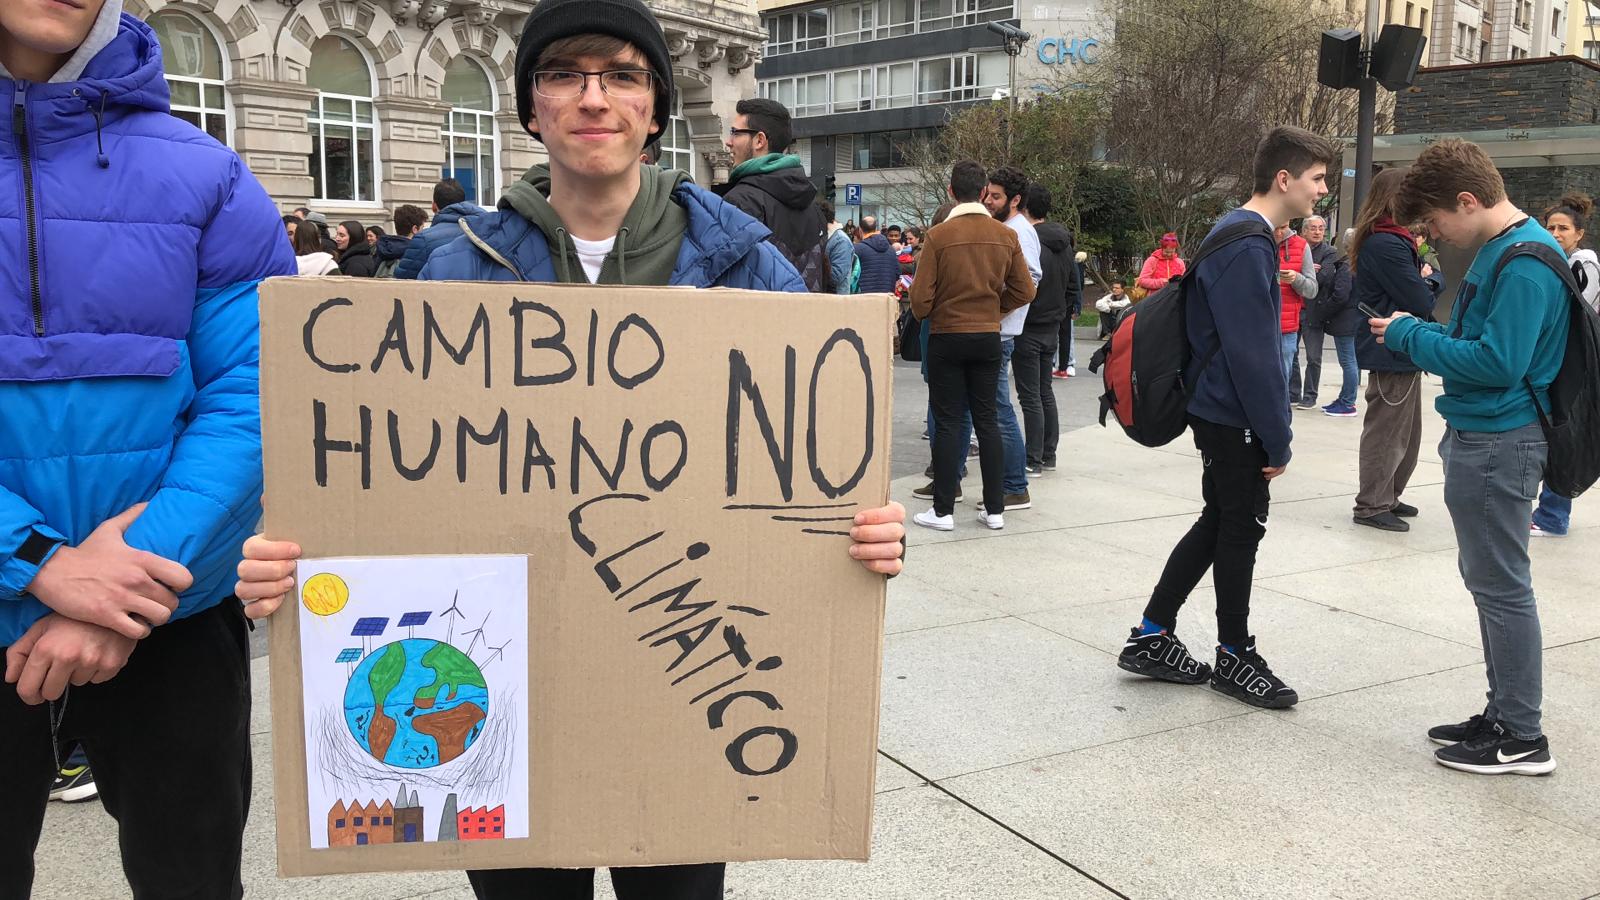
149, 11, 227, 144
657, 96, 695, 178
441, 56, 498, 208
307, 36, 378, 202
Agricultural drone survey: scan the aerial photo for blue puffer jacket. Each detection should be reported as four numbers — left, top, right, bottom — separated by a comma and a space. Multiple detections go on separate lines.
0, 15, 295, 646
393, 201, 485, 280
419, 182, 806, 291
853, 233, 899, 294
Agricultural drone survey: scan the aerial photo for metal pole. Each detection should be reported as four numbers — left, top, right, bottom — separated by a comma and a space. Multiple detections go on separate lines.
1354, 0, 1382, 218
1007, 48, 1017, 159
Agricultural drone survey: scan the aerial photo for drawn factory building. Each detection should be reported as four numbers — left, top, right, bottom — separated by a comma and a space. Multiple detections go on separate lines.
326, 800, 396, 847
458, 805, 506, 840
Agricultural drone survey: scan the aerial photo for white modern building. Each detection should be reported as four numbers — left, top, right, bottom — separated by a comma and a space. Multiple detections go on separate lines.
133, 0, 766, 229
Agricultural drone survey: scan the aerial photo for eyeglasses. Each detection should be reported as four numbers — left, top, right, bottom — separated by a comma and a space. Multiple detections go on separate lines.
729, 127, 760, 139
531, 69, 655, 99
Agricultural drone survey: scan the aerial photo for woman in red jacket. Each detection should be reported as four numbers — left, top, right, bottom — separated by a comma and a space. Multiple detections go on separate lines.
1136, 233, 1186, 294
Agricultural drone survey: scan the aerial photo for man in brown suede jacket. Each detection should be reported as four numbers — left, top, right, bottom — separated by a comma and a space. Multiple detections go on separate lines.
910, 160, 1035, 532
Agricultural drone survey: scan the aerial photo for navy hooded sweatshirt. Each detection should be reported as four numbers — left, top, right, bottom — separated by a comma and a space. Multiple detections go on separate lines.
1184, 209, 1293, 467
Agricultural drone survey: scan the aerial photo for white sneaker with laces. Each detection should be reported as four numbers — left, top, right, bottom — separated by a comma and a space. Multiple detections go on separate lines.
1065, 365, 1076, 377
977, 511, 1004, 530
914, 509, 954, 531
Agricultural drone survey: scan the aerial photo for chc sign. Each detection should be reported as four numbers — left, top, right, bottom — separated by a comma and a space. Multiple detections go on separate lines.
1037, 37, 1101, 65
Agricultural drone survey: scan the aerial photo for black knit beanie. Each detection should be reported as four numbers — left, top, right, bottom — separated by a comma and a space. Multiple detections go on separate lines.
514, 0, 675, 146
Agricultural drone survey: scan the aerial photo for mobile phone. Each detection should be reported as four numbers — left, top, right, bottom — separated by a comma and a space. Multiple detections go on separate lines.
1358, 302, 1383, 319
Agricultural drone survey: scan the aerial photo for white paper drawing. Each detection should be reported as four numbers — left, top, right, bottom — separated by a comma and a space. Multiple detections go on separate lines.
296, 555, 529, 849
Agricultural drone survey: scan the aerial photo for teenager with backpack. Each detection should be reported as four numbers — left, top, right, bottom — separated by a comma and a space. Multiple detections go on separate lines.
1369, 138, 1570, 775
1114, 126, 1339, 709
1529, 193, 1600, 538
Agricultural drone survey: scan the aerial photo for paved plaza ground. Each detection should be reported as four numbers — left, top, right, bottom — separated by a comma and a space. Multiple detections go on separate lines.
33, 339, 1600, 899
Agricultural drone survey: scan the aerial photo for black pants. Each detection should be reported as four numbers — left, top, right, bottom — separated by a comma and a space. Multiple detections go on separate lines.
1142, 418, 1271, 646
0, 601, 252, 900
1012, 329, 1060, 468
468, 863, 725, 899
927, 332, 1005, 516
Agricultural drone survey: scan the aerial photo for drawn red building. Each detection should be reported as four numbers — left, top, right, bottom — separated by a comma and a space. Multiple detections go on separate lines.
458, 805, 506, 840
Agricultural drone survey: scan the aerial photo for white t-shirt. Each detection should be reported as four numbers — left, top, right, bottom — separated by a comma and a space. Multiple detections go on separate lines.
569, 234, 615, 284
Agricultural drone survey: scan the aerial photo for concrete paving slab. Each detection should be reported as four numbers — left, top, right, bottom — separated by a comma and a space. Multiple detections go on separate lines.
879, 616, 1244, 781
943, 713, 1600, 900
1022, 587, 1482, 703
885, 570, 1008, 635
903, 529, 1172, 617
725, 784, 1116, 899
1275, 647, 1600, 844
1261, 538, 1600, 650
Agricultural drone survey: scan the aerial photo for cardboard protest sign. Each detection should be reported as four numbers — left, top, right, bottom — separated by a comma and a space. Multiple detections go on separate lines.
261, 279, 893, 876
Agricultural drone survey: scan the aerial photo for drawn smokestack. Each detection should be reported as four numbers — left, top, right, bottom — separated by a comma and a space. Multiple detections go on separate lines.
438, 792, 459, 841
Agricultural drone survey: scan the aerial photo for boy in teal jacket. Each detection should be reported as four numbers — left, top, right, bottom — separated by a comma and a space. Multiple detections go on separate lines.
1371, 139, 1568, 777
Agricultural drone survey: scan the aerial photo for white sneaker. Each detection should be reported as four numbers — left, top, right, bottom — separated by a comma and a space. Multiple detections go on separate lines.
1065, 365, 1076, 377
977, 511, 1005, 530
1530, 522, 1565, 538
913, 509, 954, 531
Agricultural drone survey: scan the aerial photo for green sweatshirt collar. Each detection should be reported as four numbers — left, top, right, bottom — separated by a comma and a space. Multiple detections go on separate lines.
729, 152, 803, 182
500, 164, 689, 285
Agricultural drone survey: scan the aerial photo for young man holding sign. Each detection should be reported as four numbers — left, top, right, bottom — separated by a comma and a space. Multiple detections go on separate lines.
234, 0, 906, 895
0, 0, 295, 896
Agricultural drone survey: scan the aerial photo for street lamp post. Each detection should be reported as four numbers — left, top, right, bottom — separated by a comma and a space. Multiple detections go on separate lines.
987, 22, 1031, 159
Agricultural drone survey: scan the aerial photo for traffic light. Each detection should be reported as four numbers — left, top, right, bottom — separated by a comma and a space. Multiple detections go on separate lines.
823, 174, 837, 202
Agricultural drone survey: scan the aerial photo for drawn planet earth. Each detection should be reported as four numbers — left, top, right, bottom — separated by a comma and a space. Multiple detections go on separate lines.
344, 638, 489, 769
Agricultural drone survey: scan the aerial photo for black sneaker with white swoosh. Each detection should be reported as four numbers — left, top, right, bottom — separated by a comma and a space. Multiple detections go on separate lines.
1433, 721, 1556, 776
1117, 628, 1212, 685
1210, 639, 1299, 709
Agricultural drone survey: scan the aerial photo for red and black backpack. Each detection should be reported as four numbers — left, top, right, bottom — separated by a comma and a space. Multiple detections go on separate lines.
1089, 220, 1274, 447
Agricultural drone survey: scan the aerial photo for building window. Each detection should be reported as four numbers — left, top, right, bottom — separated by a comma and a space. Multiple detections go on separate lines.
1586, 41, 1600, 62
1419, 9, 1428, 36
851, 129, 934, 169
149, 12, 227, 145
1403, 2, 1413, 25
335, 818, 346, 828
1551, 8, 1561, 37
441, 56, 498, 208
763, 10, 829, 55
354, 817, 364, 826
1384, 0, 1394, 23
760, 52, 1003, 117
383, 816, 393, 825
874, 62, 916, 107
658, 97, 695, 178
307, 36, 378, 203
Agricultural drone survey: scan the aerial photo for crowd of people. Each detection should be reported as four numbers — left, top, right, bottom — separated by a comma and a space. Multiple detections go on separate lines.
0, 0, 1594, 895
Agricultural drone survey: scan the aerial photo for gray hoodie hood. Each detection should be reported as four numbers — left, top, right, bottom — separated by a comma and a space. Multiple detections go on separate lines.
0, 0, 126, 83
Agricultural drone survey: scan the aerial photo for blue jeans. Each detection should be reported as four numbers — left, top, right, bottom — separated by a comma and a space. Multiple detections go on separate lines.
1279, 332, 1299, 389
1440, 424, 1548, 740
1532, 484, 1571, 534
957, 339, 1028, 493
1332, 333, 1359, 407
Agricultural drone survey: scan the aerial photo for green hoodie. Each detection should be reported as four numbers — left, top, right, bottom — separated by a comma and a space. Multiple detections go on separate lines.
499, 164, 690, 285
728, 152, 803, 183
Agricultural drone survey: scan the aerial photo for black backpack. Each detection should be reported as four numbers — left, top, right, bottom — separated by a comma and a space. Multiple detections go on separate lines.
1492, 242, 1600, 498
1088, 220, 1274, 447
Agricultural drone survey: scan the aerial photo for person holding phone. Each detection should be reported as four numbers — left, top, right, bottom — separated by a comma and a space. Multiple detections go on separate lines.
1350, 168, 1441, 532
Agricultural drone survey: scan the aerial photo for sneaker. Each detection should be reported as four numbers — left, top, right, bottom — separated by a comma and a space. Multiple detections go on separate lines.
1210, 640, 1298, 709
1026, 464, 1044, 476
975, 491, 1031, 511
1041, 461, 1057, 472
1051, 369, 1070, 379
1296, 399, 1318, 410
912, 509, 954, 532
1322, 402, 1358, 417
1433, 721, 1556, 776
1427, 713, 1494, 747
1391, 501, 1419, 518
1065, 365, 1076, 377
1530, 522, 1566, 538
1354, 511, 1409, 532
49, 765, 97, 803
1117, 627, 1213, 684
976, 511, 1004, 530
967, 442, 980, 458
912, 481, 962, 503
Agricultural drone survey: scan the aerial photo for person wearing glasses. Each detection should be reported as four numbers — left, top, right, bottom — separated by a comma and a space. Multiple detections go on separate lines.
715, 98, 835, 292
230, 0, 908, 896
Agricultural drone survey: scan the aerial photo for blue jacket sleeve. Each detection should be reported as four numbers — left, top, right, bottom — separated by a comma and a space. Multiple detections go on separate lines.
1368, 236, 1437, 319
1388, 269, 1550, 389
122, 155, 294, 600
827, 232, 852, 295
0, 492, 65, 599
1211, 244, 1294, 466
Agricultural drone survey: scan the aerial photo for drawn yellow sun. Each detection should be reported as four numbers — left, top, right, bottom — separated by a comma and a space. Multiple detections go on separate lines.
302, 573, 350, 616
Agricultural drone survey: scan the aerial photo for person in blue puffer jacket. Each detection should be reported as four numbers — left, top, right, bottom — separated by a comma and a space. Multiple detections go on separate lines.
392, 177, 485, 279
0, 2, 293, 896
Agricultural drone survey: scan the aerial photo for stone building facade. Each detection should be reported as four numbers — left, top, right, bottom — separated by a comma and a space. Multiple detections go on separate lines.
131, 0, 765, 230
